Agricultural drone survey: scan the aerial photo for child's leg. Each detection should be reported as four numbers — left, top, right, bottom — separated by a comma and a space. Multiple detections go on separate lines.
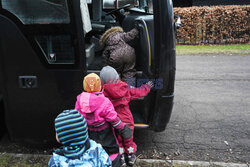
116, 132, 126, 154
116, 134, 126, 166
122, 125, 137, 154
116, 127, 137, 154
118, 109, 137, 165
117, 108, 137, 154
122, 60, 136, 79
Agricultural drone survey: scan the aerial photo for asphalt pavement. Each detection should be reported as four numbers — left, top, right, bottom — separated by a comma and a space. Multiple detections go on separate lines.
134, 54, 250, 163
0, 54, 249, 166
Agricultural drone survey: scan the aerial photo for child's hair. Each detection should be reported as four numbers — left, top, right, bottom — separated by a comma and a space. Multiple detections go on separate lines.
55, 109, 89, 158
83, 73, 102, 92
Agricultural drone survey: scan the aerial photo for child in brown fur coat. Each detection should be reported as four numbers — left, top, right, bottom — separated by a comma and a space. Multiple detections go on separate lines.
100, 26, 139, 79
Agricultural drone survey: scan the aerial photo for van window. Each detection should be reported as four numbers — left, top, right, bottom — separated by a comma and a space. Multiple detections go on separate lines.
36, 35, 75, 64
139, 0, 153, 13
1, 0, 70, 24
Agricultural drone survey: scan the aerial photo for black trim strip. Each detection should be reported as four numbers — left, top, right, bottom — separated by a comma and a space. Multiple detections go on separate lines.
70, 0, 86, 73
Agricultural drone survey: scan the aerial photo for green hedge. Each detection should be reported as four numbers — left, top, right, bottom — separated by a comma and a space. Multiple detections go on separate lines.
174, 5, 250, 45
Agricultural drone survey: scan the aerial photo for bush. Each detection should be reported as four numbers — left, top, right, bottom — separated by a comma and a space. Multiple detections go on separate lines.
174, 5, 250, 45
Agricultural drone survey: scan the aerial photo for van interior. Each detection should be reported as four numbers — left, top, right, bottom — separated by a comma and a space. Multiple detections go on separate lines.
84, 0, 156, 128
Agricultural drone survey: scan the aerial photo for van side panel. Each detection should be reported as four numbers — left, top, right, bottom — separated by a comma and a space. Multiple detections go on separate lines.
0, 15, 83, 144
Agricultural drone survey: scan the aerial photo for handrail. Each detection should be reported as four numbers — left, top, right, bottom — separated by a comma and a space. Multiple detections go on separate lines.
138, 18, 153, 75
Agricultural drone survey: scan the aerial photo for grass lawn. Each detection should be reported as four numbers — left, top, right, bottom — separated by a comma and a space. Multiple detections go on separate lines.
176, 44, 250, 55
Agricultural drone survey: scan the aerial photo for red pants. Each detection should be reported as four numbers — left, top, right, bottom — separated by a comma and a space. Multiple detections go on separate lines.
116, 106, 137, 154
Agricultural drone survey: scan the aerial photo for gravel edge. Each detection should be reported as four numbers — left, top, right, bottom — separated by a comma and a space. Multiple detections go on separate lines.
0, 152, 249, 167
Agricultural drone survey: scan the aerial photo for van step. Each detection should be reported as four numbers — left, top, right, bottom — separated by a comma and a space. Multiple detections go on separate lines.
87, 70, 143, 76
134, 124, 149, 129
133, 112, 148, 129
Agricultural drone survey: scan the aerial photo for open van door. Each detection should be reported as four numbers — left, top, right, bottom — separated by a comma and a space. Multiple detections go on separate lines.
84, 0, 176, 132
151, 0, 176, 131
123, 0, 176, 131
0, 0, 86, 144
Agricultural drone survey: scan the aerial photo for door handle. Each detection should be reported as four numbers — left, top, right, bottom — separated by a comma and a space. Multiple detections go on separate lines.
18, 76, 38, 88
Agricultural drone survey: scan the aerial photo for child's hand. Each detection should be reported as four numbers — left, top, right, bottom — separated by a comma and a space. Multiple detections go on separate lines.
146, 81, 154, 88
120, 125, 132, 139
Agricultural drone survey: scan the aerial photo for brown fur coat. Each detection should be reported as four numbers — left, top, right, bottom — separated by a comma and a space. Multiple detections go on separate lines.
100, 27, 139, 79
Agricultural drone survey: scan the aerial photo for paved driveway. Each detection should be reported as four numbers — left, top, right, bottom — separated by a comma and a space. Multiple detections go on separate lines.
135, 54, 250, 163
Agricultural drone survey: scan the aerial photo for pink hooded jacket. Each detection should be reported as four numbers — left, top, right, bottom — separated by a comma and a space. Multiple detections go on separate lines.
75, 91, 125, 131
75, 91, 125, 162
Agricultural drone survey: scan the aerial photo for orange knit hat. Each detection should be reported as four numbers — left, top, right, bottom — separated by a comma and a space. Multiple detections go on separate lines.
83, 73, 102, 92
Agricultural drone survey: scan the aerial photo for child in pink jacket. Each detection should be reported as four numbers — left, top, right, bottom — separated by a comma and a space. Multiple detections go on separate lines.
75, 73, 132, 167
